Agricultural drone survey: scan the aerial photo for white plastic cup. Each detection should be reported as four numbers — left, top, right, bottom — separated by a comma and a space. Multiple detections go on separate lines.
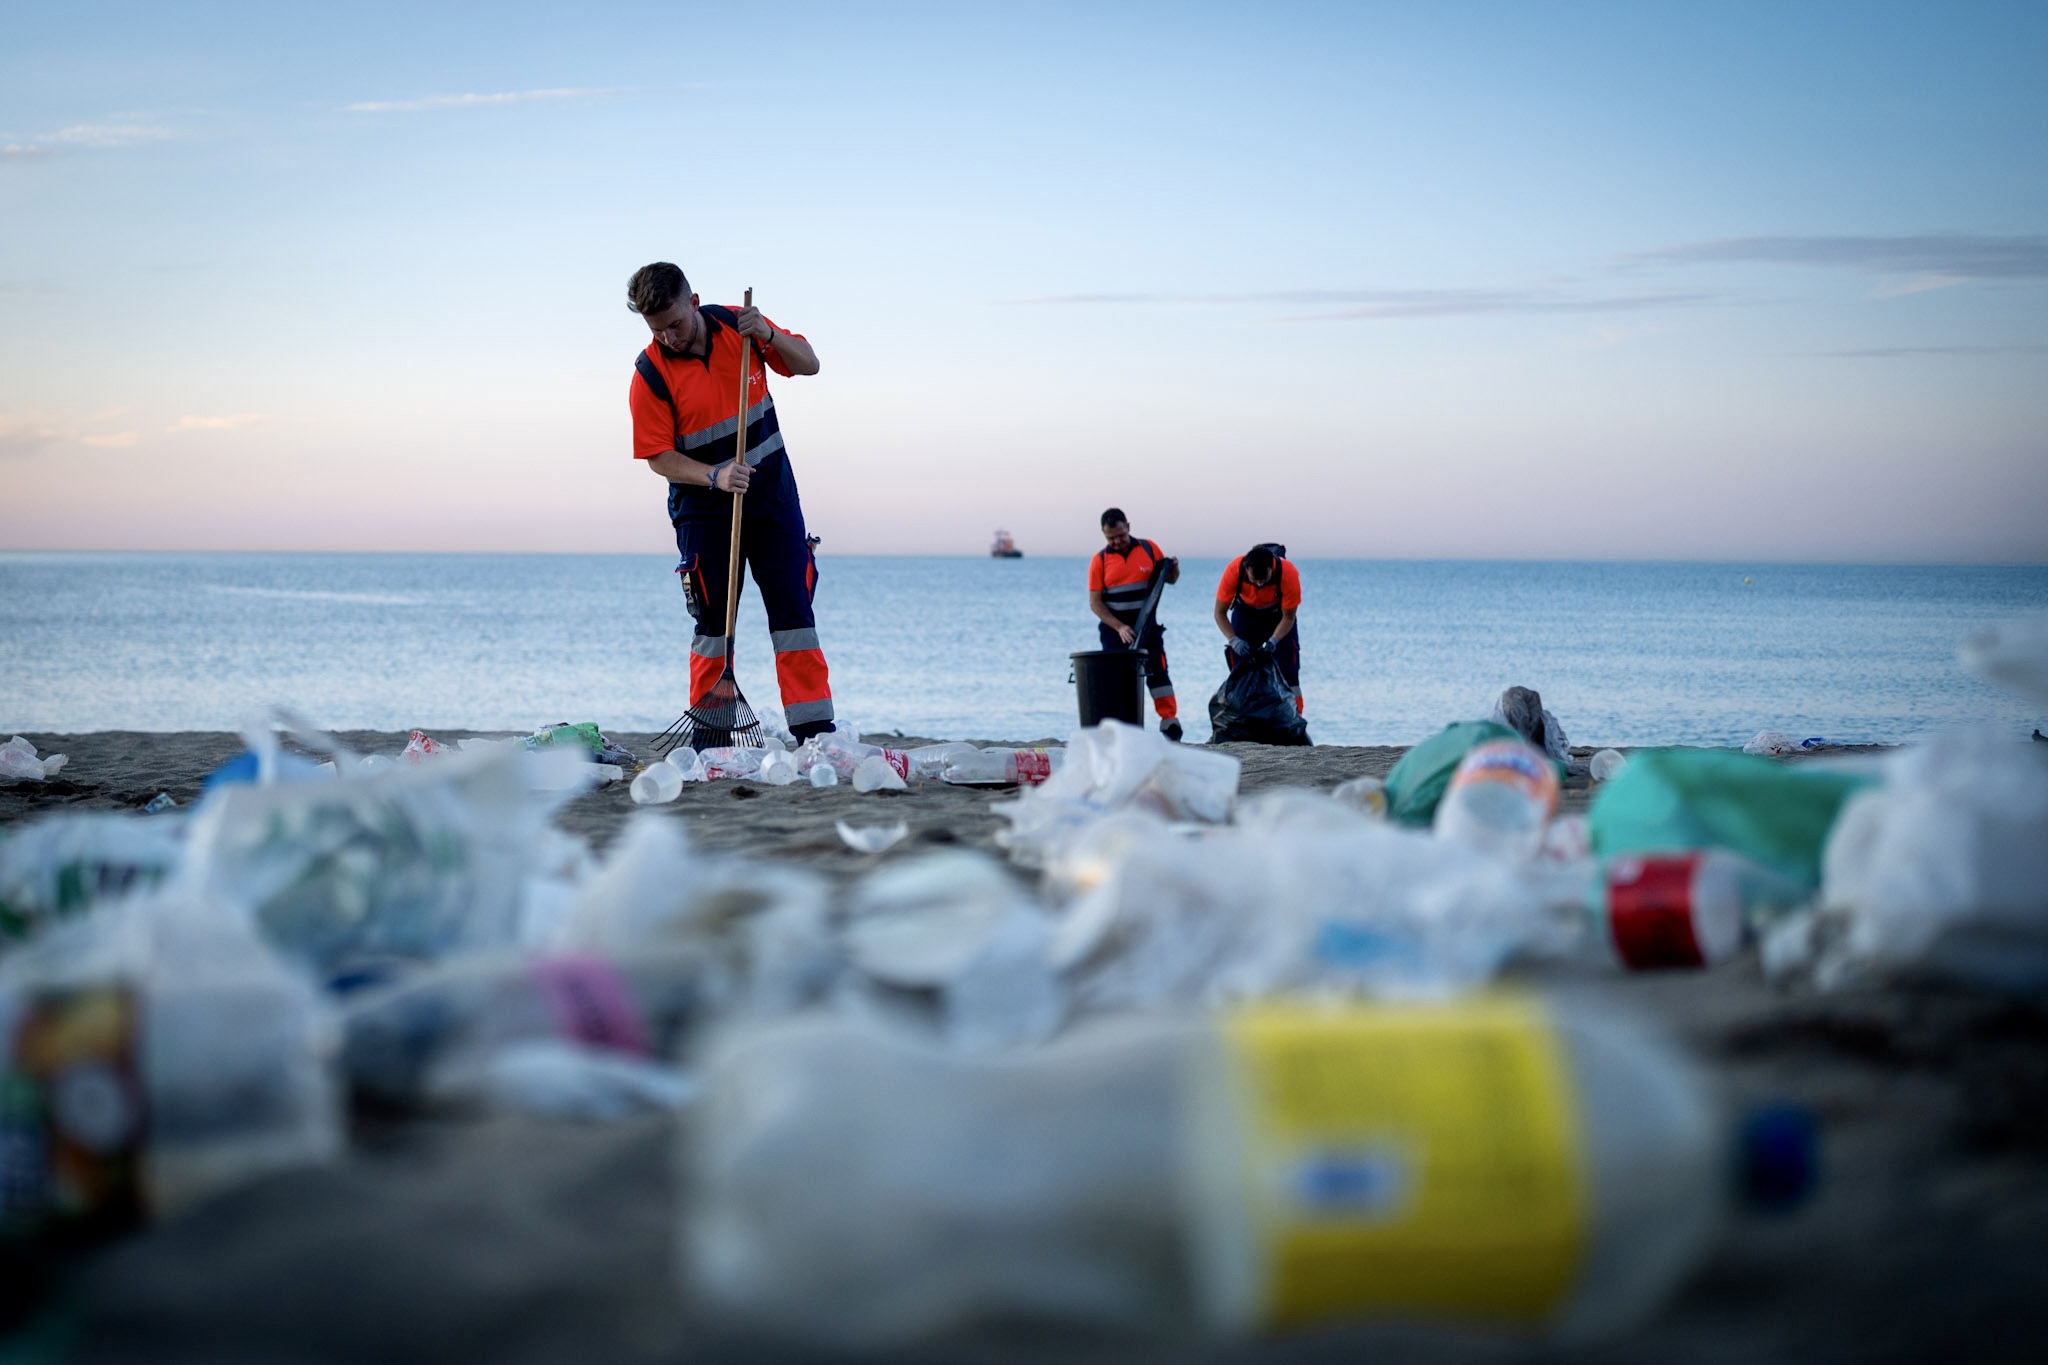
809, 763, 840, 788
630, 761, 685, 806
852, 755, 908, 793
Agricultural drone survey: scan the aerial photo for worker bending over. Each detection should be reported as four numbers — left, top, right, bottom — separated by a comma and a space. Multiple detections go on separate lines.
625, 262, 835, 739
1215, 543, 1304, 714
1087, 507, 1182, 740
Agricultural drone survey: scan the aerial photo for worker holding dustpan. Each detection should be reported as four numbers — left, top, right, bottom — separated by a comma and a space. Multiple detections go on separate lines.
626, 262, 836, 744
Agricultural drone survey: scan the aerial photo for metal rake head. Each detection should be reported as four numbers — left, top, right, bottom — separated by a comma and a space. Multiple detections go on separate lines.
652, 674, 764, 758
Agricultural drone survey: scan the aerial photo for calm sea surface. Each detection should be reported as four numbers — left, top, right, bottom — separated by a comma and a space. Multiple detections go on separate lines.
2, 554, 2043, 746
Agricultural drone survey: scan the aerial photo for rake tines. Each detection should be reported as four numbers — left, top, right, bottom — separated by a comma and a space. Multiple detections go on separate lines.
652, 673, 764, 757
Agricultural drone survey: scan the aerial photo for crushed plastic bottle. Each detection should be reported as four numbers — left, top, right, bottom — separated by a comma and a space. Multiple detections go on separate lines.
940, 748, 1062, 787
805, 734, 912, 783
1433, 738, 1559, 860
140, 792, 179, 815
684, 995, 1812, 1346
699, 747, 766, 781
905, 742, 982, 779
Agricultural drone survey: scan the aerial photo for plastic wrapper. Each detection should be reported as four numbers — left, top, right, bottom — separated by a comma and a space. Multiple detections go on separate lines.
993, 723, 1240, 867
1, 736, 68, 783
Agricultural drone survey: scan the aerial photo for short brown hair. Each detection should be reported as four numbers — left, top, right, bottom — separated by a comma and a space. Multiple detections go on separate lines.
627, 262, 690, 315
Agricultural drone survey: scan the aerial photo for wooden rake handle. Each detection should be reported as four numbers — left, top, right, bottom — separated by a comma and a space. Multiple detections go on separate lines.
722, 286, 753, 640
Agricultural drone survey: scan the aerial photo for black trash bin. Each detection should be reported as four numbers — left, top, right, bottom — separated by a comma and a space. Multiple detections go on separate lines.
1070, 649, 1145, 728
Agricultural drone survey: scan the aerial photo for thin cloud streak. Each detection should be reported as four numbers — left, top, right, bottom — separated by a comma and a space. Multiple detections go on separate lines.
345, 88, 621, 113
1025, 287, 1717, 320
167, 413, 265, 431
1630, 233, 2048, 279
1803, 344, 2048, 358
47, 124, 182, 148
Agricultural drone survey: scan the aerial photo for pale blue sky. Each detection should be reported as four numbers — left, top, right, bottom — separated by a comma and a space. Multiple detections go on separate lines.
3, 1, 2044, 559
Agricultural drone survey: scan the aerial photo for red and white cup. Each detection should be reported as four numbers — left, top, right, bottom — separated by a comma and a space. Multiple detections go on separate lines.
1601, 851, 1746, 970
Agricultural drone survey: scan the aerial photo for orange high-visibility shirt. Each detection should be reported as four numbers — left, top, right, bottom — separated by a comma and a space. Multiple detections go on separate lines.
1218, 555, 1302, 611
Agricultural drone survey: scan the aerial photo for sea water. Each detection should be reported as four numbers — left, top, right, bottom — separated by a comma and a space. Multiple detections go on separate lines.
1, 553, 2042, 746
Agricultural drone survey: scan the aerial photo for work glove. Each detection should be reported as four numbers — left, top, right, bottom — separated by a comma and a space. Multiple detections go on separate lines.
1256, 639, 1276, 657
1228, 638, 1252, 659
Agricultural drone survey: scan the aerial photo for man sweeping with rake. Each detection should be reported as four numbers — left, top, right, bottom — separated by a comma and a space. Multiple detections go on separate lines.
626, 262, 835, 750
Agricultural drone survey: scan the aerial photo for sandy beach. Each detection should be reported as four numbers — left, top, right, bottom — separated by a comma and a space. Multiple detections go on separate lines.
3, 729, 2044, 1363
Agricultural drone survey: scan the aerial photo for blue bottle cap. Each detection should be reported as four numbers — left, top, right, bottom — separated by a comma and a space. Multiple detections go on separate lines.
1739, 1103, 1820, 1213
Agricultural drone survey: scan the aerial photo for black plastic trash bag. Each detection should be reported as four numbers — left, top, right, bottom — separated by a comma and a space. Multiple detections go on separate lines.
1208, 653, 1311, 745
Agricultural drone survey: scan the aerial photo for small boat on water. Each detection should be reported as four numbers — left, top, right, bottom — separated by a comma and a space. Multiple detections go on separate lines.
990, 530, 1023, 559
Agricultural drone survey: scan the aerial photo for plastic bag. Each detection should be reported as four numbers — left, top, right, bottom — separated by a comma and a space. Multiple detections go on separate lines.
1588, 747, 1871, 894
0, 813, 187, 949
183, 716, 593, 986
1810, 729, 2048, 990
1207, 655, 1309, 746
1487, 686, 1571, 765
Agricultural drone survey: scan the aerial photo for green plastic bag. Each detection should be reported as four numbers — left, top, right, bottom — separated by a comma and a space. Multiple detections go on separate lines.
525, 722, 604, 756
1588, 748, 1873, 892
1383, 721, 1521, 826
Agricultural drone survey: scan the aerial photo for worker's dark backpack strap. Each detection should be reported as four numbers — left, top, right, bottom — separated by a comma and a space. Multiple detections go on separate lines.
635, 351, 674, 409
636, 350, 682, 453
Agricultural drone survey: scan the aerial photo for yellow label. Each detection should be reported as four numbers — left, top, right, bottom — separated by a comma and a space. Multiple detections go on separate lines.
1222, 996, 1587, 1330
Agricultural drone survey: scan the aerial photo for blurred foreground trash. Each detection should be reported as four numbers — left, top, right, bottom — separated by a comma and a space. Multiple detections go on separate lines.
835, 820, 908, 854
1433, 738, 1560, 860
184, 713, 594, 987
1958, 609, 2048, 707
0, 813, 185, 950
1382, 720, 1526, 826
1589, 748, 1870, 895
1, 737, 68, 783
1782, 728, 2048, 991
1587, 851, 1749, 970
340, 945, 712, 1112
0, 893, 339, 1240
685, 994, 1811, 1346
995, 722, 1239, 866
1049, 815, 1570, 1007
